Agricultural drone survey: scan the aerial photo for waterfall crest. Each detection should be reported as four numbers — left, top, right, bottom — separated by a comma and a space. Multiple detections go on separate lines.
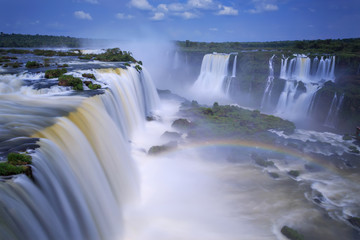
280, 55, 336, 83
0, 65, 159, 240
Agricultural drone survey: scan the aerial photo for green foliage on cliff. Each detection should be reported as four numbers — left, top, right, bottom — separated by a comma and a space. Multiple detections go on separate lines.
179, 102, 295, 139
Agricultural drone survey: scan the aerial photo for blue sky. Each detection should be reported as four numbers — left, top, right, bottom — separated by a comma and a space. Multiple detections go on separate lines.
1, 0, 359, 42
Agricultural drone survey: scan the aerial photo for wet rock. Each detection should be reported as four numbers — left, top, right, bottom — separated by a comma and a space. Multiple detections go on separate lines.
348, 217, 360, 229
288, 170, 300, 178
161, 131, 181, 140
172, 118, 193, 131
148, 141, 178, 155
281, 226, 304, 240
268, 172, 280, 179
251, 152, 275, 167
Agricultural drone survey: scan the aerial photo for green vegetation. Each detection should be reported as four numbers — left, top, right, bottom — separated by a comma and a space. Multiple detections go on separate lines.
280, 226, 304, 240
0, 33, 82, 48
179, 102, 295, 139
178, 38, 360, 56
82, 73, 96, 80
134, 64, 142, 72
80, 48, 137, 62
45, 68, 67, 78
25, 61, 41, 68
88, 83, 101, 90
58, 75, 83, 91
7, 152, 32, 165
0, 152, 32, 178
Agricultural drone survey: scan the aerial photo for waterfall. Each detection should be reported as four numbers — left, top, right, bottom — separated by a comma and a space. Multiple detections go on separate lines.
191, 53, 232, 98
260, 55, 275, 110
0, 65, 159, 239
280, 55, 336, 83
275, 81, 319, 121
232, 55, 237, 78
324, 92, 344, 128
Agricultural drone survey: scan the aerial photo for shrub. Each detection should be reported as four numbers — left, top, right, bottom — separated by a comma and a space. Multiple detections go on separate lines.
26, 61, 41, 68
0, 162, 27, 176
82, 73, 96, 80
134, 64, 142, 72
88, 83, 101, 90
58, 75, 83, 91
7, 152, 32, 165
45, 68, 67, 78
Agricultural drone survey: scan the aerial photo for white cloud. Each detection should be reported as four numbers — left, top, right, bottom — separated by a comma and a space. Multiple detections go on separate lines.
74, 11, 92, 20
150, 12, 165, 20
129, 0, 153, 10
248, 0, 279, 13
169, 3, 186, 11
84, 0, 98, 4
157, 4, 168, 12
116, 13, 134, 19
217, 5, 238, 15
187, 0, 214, 9
179, 11, 198, 19
209, 27, 218, 31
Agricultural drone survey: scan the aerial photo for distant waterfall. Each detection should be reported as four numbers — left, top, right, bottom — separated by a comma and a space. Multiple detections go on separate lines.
191, 53, 232, 97
260, 55, 275, 110
0, 65, 159, 239
232, 55, 237, 77
280, 55, 335, 83
324, 93, 344, 128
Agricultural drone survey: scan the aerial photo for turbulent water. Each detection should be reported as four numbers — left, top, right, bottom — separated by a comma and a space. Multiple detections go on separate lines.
0, 50, 359, 240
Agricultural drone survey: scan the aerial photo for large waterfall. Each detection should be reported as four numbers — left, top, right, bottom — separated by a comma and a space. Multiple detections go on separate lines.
280, 54, 335, 83
273, 55, 336, 121
191, 53, 232, 98
0, 65, 159, 239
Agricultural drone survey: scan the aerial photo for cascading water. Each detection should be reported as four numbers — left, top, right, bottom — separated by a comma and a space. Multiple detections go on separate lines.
324, 93, 344, 128
231, 55, 237, 78
191, 53, 231, 98
280, 54, 336, 83
0, 64, 159, 240
260, 55, 275, 110
274, 54, 336, 121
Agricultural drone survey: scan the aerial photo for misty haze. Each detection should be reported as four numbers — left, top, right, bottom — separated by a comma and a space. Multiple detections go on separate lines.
0, 0, 360, 240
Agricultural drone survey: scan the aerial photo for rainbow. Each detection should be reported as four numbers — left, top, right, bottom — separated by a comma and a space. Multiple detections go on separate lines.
153, 138, 341, 174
